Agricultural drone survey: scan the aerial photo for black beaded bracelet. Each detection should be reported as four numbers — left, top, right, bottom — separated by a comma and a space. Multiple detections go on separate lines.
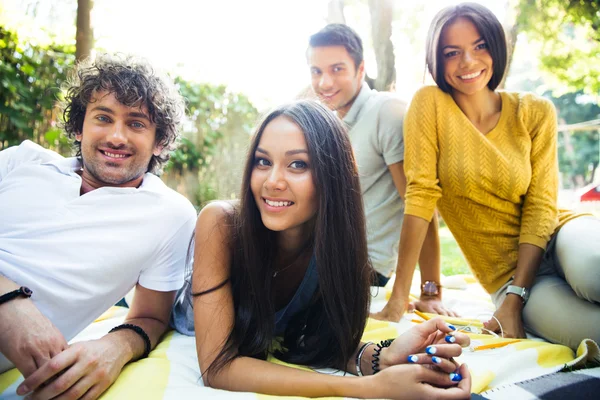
109, 323, 151, 359
371, 339, 395, 374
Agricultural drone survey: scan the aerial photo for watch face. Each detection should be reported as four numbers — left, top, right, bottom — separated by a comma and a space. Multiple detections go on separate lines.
422, 281, 439, 296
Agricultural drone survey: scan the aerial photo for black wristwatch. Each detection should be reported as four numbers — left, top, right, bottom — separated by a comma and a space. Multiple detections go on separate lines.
0, 286, 33, 305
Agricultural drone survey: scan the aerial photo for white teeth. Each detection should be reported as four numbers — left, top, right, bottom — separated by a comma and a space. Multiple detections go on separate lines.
104, 152, 127, 158
265, 199, 292, 207
460, 70, 483, 80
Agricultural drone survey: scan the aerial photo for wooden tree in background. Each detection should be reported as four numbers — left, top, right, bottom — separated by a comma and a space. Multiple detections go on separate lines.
327, 0, 346, 24
76, 0, 94, 61
366, 0, 395, 91
327, 0, 395, 91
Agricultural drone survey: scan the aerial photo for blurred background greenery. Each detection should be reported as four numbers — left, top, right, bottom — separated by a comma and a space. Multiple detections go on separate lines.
1, 0, 599, 274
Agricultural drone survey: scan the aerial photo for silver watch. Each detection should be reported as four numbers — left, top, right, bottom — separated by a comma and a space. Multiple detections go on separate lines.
506, 285, 530, 304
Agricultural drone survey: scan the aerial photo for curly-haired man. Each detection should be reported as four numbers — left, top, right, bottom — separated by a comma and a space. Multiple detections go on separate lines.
0, 54, 196, 399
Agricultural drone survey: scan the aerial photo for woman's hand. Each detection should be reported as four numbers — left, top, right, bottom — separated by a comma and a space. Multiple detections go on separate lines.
368, 363, 471, 400
379, 318, 470, 372
484, 295, 526, 338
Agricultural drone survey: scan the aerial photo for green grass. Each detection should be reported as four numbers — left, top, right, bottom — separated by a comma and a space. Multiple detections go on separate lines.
439, 227, 470, 276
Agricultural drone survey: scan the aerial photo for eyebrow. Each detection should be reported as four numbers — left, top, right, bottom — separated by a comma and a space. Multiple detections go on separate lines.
310, 62, 347, 70
442, 37, 485, 50
256, 147, 308, 156
90, 105, 150, 121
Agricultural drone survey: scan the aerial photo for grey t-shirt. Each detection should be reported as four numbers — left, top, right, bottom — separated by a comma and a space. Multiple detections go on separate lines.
343, 83, 406, 277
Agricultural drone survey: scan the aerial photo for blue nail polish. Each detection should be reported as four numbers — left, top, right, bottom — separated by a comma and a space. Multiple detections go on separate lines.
408, 355, 418, 363
450, 373, 463, 382
426, 345, 437, 355
448, 324, 456, 331
445, 335, 456, 343
432, 356, 441, 364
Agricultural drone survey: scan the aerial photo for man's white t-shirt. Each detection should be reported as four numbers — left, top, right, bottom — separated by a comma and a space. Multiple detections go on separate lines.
0, 141, 197, 342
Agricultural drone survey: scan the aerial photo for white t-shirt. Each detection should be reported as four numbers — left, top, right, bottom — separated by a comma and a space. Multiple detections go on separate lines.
343, 83, 406, 277
0, 141, 197, 342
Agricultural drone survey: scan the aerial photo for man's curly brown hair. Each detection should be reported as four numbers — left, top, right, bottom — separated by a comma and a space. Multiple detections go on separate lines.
61, 54, 185, 174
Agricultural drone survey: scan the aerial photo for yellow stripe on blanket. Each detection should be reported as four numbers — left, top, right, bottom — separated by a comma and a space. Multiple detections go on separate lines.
101, 331, 175, 400
0, 368, 20, 394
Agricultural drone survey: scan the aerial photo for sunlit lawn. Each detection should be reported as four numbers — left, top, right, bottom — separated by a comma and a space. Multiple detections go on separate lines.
439, 227, 470, 276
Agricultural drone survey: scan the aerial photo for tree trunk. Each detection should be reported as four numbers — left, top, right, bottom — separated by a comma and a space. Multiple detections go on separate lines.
499, 0, 520, 89
327, 0, 346, 24
368, 0, 395, 91
76, 0, 94, 61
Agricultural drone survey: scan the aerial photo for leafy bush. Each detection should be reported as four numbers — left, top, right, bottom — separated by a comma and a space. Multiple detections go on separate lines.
0, 26, 75, 152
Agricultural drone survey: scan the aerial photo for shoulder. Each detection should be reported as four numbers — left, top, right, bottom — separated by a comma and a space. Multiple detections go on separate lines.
507, 91, 556, 125
1, 140, 63, 165
373, 92, 407, 124
410, 85, 448, 105
196, 200, 236, 235
142, 175, 198, 225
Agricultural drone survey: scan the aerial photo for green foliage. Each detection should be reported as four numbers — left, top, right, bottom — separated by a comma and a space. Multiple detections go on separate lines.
549, 91, 600, 187
517, 0, 600, 94
164, 78, 258, 206
0, 26, 75, 151
0, 26, 259, 207
439, 227, 470, 277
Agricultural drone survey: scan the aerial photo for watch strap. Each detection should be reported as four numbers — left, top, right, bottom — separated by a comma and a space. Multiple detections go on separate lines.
506, 284, 529, 303
421, 280, 442, 296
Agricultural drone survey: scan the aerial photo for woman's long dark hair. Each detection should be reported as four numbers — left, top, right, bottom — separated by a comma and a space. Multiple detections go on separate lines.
205, 100, 371, 377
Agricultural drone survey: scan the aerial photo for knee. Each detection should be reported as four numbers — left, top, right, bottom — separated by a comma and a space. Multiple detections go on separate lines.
559, 254, 600, 302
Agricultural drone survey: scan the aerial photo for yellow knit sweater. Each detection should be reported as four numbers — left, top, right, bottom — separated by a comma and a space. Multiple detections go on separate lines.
404, 86, 568, 293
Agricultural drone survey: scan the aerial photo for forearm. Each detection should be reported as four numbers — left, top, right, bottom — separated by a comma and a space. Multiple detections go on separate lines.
501, 243, 544, 312
0, 273, 20, 293
417, 212, 441, 284
210, 355, 370, 398
345, 341, 378, 377
512, 243, 544, 289
104, 316, 169, 364
390, 215, 430, 301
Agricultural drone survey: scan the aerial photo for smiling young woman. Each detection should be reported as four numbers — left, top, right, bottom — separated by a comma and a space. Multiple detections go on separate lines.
382, 2, 600, 351
169, 100, 472, 399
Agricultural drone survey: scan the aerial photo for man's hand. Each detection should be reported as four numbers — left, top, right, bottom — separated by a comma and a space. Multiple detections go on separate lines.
16, 336, 129, 400
484, 295, 526, 338
0, 299, 68, 378
414, 296, 460, 317
371, 296, 415, 322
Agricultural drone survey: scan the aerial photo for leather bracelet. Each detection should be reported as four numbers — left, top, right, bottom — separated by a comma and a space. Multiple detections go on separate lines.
372, 339, 394, 374
355, 341, 373, 376
0, 286, 33, 305
109, 324, 151, 359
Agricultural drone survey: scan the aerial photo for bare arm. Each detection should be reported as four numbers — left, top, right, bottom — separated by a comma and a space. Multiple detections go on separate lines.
485, 243, 544, 338
389, 161, 441, 287
372, 162, 453, 322
485, 99, 558, 338
16, 266, 177, 400
0, 274, 68, 378
108, 285, 176, 362
193, 203, 470, 399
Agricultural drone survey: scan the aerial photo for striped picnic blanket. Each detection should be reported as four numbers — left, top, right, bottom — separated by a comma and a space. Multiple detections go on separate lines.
1, 275, 598, 399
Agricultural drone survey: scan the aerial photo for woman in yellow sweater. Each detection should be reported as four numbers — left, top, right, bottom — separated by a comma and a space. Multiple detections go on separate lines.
378, 2, 600, 350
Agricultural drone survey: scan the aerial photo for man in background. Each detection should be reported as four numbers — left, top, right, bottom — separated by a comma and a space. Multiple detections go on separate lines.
307, 24, 450, 322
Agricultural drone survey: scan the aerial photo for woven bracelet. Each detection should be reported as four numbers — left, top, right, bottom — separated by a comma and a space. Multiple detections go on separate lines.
371, 339, 394, 374
109, 323, 152, 359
